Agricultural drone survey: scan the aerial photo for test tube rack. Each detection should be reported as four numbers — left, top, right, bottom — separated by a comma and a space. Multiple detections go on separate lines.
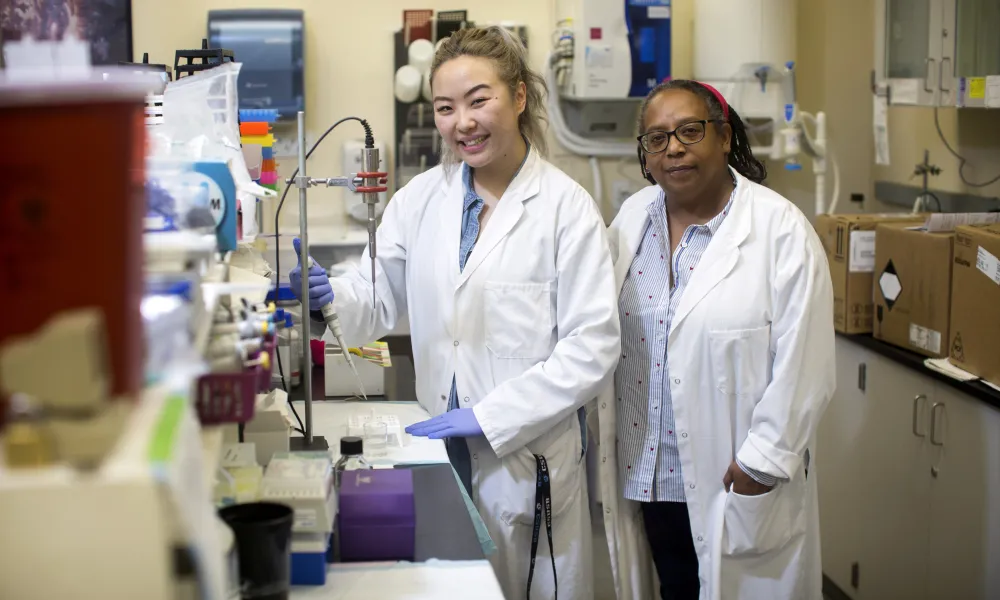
195, 336, 275, 426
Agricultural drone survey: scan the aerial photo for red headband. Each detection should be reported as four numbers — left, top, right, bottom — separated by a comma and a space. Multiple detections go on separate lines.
696, 81, 729, 121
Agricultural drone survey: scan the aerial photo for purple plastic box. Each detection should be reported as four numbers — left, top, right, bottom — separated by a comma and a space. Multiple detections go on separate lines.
338, 469, 415, 562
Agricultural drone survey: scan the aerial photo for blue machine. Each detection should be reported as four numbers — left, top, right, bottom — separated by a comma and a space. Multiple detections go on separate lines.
626, 0, 673, 97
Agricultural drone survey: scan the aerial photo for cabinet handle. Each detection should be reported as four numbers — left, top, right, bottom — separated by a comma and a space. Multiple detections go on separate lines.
924, 58, 936, 93
939, 57, 952, 93
912, 394, 927, 438
929, 402, 946, 446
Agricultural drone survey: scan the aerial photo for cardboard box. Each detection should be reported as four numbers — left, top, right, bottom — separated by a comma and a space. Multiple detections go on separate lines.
872, 223, 954, 358
948, 223, 1000, 386
815, 213, 926, 333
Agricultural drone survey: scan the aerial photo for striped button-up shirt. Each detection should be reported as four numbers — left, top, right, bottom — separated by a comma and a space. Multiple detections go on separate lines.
615, 188, 774, 502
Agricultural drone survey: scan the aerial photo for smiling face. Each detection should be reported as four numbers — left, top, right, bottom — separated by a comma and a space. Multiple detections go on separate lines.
642, 88, 732, 202
432, 55, 527, 169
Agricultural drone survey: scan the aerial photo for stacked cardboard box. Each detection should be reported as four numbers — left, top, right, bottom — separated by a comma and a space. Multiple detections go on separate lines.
948, 223, 1000, 386
872, 223, 955, 358
815, 214, 925, 334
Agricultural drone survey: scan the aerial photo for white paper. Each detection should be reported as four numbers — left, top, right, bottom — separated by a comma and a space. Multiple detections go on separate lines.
648, 6, 671, 18
221, 443, 258, 468
294, 508, 318, 531
891, 79, 920, 105
585, 46, 614, 69
976, 246, 1000, 286
849, 231, 877, 273
925, 358, 979, 382
909, 323, 942, 354
873, 93, 891, 166
986, 76, 1000, 109
923, 212, 1000, 233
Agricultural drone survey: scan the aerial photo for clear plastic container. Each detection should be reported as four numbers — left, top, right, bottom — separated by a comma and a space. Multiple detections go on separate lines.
333, 436, 373, 489
363, 421, 388, 458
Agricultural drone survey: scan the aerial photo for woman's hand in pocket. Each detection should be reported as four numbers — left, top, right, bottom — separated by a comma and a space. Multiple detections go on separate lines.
723, 460, 774, 496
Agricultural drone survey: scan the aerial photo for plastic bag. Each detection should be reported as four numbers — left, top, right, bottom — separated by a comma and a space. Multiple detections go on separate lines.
157, 62, 275, 202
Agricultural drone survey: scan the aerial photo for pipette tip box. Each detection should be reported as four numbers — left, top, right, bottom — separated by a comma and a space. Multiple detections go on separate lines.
290, 532, 331, 586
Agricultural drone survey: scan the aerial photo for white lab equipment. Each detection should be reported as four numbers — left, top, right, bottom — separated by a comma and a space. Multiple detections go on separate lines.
259, 453, 337, 534
243, 390, 295, 466
394, 65, 423, 103
554, 0, 672, 100
342, 139, 388, 224
0, 386, 228, 600
773, 61, 840, 215
1, 34, 90, 81
407, 38, 435, 73
421, 70, 433, 102
325, 344, 386, 397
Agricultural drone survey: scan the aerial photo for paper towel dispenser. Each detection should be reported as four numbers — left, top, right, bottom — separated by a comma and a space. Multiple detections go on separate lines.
207, 9, 305, 120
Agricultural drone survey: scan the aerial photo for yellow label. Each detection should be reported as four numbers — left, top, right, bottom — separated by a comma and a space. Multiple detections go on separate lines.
969, 77, 986, 99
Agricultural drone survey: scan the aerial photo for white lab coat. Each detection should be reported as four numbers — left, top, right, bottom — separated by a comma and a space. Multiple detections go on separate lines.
594, 170, 836, 600
328, 148, 620, 600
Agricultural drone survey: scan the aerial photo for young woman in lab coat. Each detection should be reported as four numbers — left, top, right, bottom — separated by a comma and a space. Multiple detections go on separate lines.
289, 26, 619, 600
595, 80, 836, 600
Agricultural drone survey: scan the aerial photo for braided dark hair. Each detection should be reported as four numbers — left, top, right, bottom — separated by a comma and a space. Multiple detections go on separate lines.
636, 80, 767, 185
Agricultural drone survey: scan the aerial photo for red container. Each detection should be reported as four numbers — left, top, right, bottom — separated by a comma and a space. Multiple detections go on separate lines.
0, 79, 148, 402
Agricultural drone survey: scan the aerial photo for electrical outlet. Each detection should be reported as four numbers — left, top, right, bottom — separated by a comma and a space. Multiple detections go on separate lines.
611, 180, 634, 211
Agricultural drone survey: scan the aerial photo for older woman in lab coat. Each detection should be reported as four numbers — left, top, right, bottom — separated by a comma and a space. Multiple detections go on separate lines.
595, 80, 836, 600
290, 27, 619, 600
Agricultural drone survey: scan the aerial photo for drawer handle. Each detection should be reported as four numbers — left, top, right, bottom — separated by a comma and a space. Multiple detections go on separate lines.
912, 394, 927, 438
924, 58, 936, 93
930, 402, 946, 447
939, 57, 952, 92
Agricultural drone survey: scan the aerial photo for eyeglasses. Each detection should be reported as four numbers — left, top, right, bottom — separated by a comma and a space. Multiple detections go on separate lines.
637, 120, 723, 154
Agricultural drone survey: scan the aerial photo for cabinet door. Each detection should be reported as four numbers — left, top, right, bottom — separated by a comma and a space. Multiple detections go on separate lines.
856, 352, 933, 600
926, 385, 1000, 600
955, 0, 1000, 77
938, 0, 957, 106
818, 338, 872, 598
877, 0, 942, 105
953, 0, 1000, 106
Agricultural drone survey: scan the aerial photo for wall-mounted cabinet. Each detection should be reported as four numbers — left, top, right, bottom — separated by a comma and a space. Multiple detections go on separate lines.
874, 0, 1000, 108
954, 0, 1000, 107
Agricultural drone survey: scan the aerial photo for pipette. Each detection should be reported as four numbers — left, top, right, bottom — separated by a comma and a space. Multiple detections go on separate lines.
304, 256, 368, 401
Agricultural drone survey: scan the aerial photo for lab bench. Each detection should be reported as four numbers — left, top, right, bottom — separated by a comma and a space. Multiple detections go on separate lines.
818, 333, 1000, 600
282, 399, 502, 598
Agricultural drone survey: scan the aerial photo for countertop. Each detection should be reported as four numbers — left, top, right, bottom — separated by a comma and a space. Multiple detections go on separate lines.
838, 333, 1000, 410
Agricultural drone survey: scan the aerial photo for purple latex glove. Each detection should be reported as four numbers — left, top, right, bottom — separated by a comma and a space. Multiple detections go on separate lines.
405, 408, 483, 439
289, 237, 334, 308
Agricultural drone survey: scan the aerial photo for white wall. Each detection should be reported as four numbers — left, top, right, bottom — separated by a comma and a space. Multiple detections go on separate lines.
132, 0, 694, 234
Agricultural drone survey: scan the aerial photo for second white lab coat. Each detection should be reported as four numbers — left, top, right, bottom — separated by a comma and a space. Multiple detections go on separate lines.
328, 148, 620, 600
594, 170, 836, 600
